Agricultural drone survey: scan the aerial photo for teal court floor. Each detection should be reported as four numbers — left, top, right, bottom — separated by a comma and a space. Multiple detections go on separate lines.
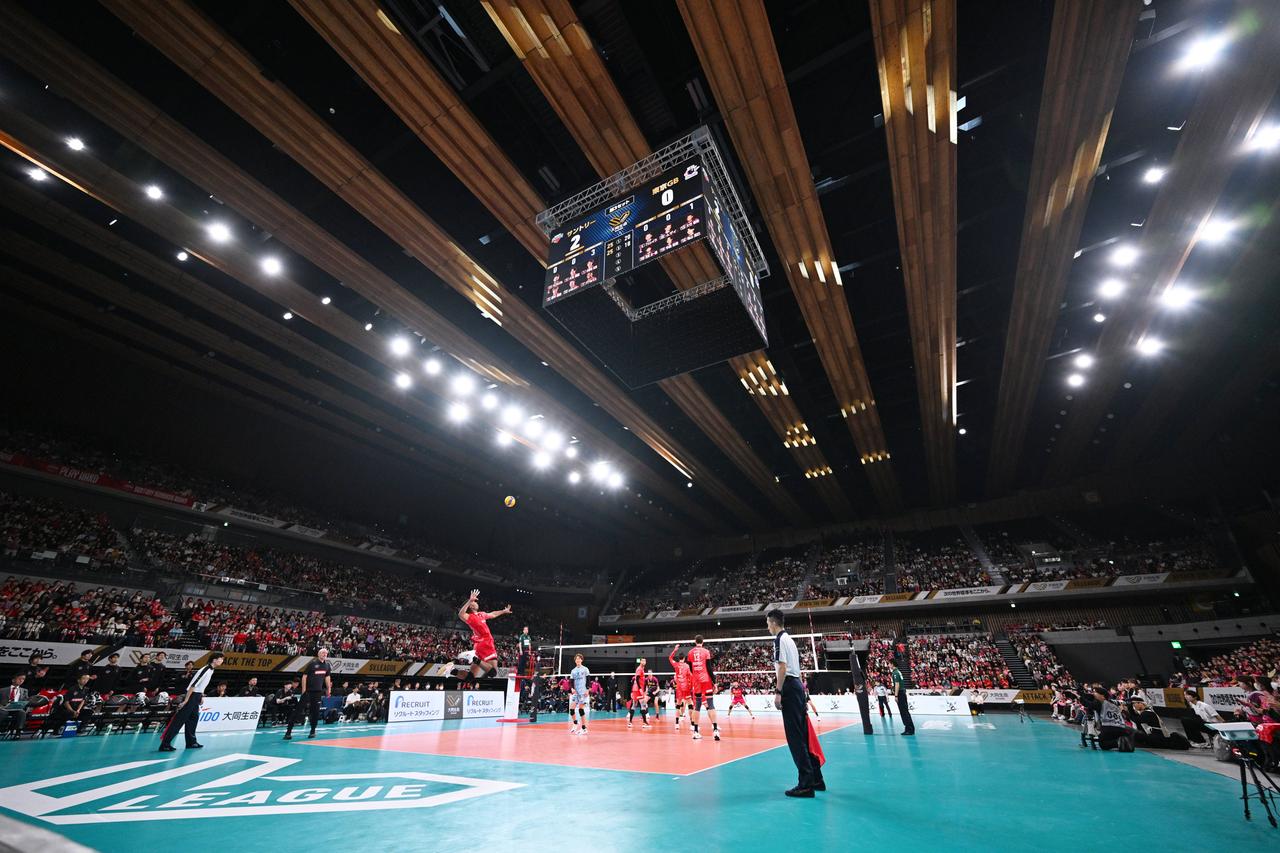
0, 710, 1275, 852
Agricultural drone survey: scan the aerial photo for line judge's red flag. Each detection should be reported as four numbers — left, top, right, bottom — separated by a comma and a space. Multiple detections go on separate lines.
806, 718, 826, 766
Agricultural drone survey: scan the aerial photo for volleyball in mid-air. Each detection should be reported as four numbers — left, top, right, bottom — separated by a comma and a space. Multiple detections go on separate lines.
504, 495, 516, 508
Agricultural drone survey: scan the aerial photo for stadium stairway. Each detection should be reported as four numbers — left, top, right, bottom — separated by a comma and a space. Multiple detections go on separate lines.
960, 525, 1004, 585
794, 543, 822, 600
884, 532, 897, 593
994, 637, 1038, 690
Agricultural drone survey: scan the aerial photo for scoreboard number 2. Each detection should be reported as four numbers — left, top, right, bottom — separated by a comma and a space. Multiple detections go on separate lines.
569, 233, 582, 253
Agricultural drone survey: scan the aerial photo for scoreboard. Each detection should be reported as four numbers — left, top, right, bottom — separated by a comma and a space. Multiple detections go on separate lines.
544, 158, 709, 306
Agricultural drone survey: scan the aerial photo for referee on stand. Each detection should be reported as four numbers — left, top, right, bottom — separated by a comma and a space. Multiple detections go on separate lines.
767, 610, 826, 798
158, 652, 223, 752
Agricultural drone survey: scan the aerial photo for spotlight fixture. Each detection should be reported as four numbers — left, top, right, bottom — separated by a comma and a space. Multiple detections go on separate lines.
1199, 217, 1234, 245
523, 418, 544, 439
1135, 337, 1164, 356
1160, 286, 1194, 310
1245, 123, 1280, 153
501, 405, 523, 427
1109, 245, 1138, 267
565, 446, 579, 459
958, 428, 967, 436
27, 167, 48, 182
532, 451, 552, 469
1093, 313, 1106, 323
447, 402, 469, 423
321, 296, 331, 305
590, 461, 610, 483
424, 358, 442, 376
450, 374, 476, 396
1067, 373, 1085, 388
496, 430, 513, 447
481, 393, 499, 411
176, 251, 189, 262
145, 184, 164, 200
364, 322, 373, 331
568, 471, 582, 484
260, 256, 282, 276
65, 136, 85, 151
686, 481, 693, 488
1141, 167, 1166, 185
542, 431, 564, 451
606, 471, 624, 489
394, 372, 413, 389
1175, 33, 1229, 73
1074, 354, 1095, 369
282, 311, 293, 320
389, 336, 412, 358
1098, 279, 1126, 299
206, 222, 232, 243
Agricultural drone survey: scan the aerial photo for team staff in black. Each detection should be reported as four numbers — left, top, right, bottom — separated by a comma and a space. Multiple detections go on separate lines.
65, 649, 98, 688
158, 653, 223, 752
767, 609, 826, 798
97, 653, 123, 696
285, 647, 332, 740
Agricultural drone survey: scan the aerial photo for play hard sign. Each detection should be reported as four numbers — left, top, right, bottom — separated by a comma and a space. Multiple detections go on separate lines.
0, 753, 522, 824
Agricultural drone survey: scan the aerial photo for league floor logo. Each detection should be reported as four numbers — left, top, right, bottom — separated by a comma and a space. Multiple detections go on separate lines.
0, 753, 523, 824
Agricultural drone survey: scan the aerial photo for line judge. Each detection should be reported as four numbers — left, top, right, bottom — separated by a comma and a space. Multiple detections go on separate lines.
158, 652, 224, 752
767, 610, 826, 797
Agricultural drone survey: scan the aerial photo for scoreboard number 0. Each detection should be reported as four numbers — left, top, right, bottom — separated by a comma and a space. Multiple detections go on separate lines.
661, 188, 674, 206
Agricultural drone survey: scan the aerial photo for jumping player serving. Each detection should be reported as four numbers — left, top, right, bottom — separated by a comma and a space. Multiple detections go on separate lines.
685, 635, 720, 741
456, 589, 511, 681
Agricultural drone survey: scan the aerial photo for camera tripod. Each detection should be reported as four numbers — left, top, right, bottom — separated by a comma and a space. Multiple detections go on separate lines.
1234, 747, 1279, 828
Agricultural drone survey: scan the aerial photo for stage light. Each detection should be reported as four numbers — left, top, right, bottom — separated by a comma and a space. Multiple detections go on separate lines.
496, 430, 513, 447
1067, 373, 1085, 388
27, 167, 48, 182
1074, 354, 1095, 369
568, 471, 582, 484
501, 405, 523, 427
542, 431, 564, 451
207, 222, 232, 243
260, 256, 282, 276
606, 471, 624, 489
65, 136, 85, 151
424, 358, 442, 376
450, 374, 476, 396
565, 446, 578, 459
1136, 337, 1164, 356
394, 372, 412, 389
447, 402, 469, 423
481, 392, 498, 411
1176, 33, 1228, 73
590, 461, 610, 483
1160, 286, 1195, 310
389, 336, 412, 358
282, 311, 293, 320
321, 296, 331, 305
1199, 217, 1234, 244
1109, 245, 1138, 267
364, 322, 373, 331
532, 451, 552, 469
145, 184, 164, 200
686, 481, 693, 488
1142, 167, 1166, 185
1245, 123, 1280, 153
1093, 313, 1106, 323
1098, 278, 1125, 300
523, 418, 544, 439
958, 428, 967, 436
176, 251, 189, 262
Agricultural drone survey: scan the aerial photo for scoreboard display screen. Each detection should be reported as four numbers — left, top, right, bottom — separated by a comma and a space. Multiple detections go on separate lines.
544, 158, 708, 306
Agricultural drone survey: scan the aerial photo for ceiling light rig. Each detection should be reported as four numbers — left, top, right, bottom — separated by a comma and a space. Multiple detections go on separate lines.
1142, 167, 1166, 185
1159, 285, 1195, 310
26, 167, 48, 182
1199, 216, 1236, 245
1136, 337, 1164, 357
1175, 32, 1230, 74
1098, 278, 1126, 300
1109, 245, 1139, 267
1244, 123, 1280, 154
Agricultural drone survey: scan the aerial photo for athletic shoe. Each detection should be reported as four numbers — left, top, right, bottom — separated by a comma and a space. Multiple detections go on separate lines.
692, 731, 702, 740
283, 734, 292, 740
784, 786, 815, 798
812, 780, 827, 791
901, 730, 914, 736
158, 745, 176, 752
187, 743, 204, 749
713, 730, 720, 741
642, 723, 651, 729
627, 722, 632, 729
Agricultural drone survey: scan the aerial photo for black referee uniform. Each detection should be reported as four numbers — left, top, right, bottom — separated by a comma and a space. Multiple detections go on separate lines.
772, 623, 825, 796
159, 654, 223, 751
286, 655, 331, 739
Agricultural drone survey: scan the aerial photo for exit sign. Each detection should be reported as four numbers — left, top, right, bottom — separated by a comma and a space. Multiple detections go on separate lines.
1171, 641, 1183, 649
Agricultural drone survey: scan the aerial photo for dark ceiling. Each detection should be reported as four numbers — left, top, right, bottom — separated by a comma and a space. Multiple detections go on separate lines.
0, 0, 1276, 549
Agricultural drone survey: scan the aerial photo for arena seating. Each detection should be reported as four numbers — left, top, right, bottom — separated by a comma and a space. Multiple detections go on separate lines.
1006, 629, 1076, 688
893, 530, 990, 591
0, 575, 169, 644
907, 634, 1012, 690
807, 533, 885, 597
1176, 636, 1279, 687
1, 491, 128, 569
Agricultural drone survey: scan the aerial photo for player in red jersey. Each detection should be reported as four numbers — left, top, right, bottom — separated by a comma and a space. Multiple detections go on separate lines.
627, 657, 651, 729
685, 635, 720, 740
727, 681, 755, 719
455, 589, 511, 681
669, 645, 693, 730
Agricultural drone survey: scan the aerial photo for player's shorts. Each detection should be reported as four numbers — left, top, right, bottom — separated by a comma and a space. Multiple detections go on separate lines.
473, 638, 498, 662
675, 687, 690, 703
630, 690, 645, 702
572, 689, 589, 706
691, 679, 714, 695
731, 695, 746, 706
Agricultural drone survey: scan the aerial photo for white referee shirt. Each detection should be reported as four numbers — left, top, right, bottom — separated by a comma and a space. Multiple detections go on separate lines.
187, 665, 214, 694
773, 630, 801, 679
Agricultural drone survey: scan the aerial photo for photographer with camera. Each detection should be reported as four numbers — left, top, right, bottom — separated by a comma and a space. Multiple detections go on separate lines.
1081, 685, 1135, 752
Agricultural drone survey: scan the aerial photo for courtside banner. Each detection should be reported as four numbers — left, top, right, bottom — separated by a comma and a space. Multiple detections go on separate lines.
1142, 689, 1187, 709
764, 600, 798, 611
388, 691, 444, 723
879, 592, 916, 603
214, 652, 292, 672
1014, 689, 1054, 704
1066, 577, 1111, 590
0, 451, 194, 507
216, 506, 288, 528
931, 585, 1004, 600
0, 641, 104, 665
961, 689, 1021, 703
654, 610, 681, 619
1113, 572, 1170, 587
1021, 580, 1070, 593
714, 604, 762, 615
1202, 687, 1247, 713
105, 647, 204, 668
283, 656, 408, 677
193, 697, 264, 732
461, 690, 504, 718
905, 694, 971, 715
794, 598, 835, 609
850, 594, 884, 605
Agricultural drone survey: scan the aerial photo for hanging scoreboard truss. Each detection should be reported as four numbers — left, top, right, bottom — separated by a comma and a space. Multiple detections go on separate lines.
537, 128, 769, 388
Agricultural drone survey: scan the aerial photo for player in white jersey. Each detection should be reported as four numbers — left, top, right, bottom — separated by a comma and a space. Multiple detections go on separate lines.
569, 654, 591, 735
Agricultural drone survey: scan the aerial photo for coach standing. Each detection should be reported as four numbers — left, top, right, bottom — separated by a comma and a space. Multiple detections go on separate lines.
158, 652, 223, 752
285, 647, 332, 740
767, 610, 826, 797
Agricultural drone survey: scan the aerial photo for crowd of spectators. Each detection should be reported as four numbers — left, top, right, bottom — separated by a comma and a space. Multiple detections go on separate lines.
1007, 629, 1076, 688
894, 533, 991, 592
1172, 637, 1279, 688
907, 634, 1012, 690
0, 576, 170, 645
806, 534, 885, 598
708, 639, 817, 692
1, 492, 127, 569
